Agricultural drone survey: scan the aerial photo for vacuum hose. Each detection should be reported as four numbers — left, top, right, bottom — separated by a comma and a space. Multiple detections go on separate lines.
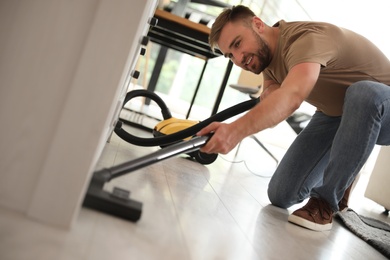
114, 89, 259, 147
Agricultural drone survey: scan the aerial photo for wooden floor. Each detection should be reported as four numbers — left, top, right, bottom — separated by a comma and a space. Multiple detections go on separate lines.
1, 125, 389, 260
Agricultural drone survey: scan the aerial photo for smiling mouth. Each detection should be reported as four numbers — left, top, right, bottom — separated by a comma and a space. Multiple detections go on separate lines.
245, 55, 253, 66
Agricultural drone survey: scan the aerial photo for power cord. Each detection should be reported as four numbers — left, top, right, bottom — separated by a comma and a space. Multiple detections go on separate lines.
218, 154, 274, 178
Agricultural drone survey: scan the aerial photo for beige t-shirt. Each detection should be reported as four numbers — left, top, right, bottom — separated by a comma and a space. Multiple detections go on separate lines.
263, 20, 390, 116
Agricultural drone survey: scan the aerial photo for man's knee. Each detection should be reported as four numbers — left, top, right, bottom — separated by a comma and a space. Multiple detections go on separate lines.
267, 182, 296, 209
347, 80, 387, 103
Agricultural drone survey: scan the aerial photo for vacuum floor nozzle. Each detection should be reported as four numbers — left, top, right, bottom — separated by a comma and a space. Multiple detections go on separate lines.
83, 185, 142, 222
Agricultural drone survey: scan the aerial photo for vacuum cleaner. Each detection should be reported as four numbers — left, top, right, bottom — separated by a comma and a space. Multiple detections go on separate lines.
83, 89, 259, 222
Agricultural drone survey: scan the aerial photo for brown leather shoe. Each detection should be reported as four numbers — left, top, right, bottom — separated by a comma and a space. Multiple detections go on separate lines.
338, 183, 352, 212
288, 197, 334, 231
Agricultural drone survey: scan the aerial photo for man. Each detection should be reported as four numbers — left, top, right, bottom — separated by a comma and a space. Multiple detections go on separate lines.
197, 5, 390, 231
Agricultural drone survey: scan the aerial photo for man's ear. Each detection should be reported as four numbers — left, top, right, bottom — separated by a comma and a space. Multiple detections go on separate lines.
252, 16, 264, 33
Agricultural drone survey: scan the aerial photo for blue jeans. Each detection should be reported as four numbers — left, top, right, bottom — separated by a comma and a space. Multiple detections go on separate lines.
267, 80, 390, 211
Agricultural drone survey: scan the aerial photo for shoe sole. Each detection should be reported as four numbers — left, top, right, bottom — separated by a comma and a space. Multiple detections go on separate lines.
288, 214, 332, 231
339, 207, 349, 213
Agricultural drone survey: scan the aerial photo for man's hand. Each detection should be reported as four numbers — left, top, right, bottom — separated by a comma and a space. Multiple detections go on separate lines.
197, 122, 241, 155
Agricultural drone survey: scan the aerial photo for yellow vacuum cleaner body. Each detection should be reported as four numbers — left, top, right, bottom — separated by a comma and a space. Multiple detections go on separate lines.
153, 117, 199, 140
153, 117, 218, 164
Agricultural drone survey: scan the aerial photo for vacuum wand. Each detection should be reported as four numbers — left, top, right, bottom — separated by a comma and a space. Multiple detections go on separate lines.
92, 135, 212, 184
83, 135, 212, 222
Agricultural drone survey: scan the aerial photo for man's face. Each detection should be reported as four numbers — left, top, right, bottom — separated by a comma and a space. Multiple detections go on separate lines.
217, 19, 271, 74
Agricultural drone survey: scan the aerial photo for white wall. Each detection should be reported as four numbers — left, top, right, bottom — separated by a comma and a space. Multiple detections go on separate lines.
0, 0, 157, 228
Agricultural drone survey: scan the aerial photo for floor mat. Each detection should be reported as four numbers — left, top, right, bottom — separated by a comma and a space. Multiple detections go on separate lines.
336, 209, 390, 259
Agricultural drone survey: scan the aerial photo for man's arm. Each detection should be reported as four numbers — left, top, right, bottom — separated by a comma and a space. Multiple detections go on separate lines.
260, 80, 280, 100
198, 62, 321, 154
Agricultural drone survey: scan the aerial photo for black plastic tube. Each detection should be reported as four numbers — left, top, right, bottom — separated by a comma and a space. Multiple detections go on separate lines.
114, 89, 259, 147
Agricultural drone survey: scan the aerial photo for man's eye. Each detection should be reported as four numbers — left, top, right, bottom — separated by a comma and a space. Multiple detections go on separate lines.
234, 40, 240, 48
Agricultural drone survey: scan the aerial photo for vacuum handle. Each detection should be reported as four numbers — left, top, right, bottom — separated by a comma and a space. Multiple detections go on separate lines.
94, 135, 212, 182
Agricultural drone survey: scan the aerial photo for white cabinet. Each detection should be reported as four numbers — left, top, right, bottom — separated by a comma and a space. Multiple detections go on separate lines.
0, 0, 158, 229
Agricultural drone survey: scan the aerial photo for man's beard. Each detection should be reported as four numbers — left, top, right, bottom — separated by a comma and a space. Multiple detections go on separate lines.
252, 31, 271, 74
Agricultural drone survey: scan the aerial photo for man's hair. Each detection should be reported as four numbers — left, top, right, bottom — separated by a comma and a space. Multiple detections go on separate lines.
209, 5, 256, 52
